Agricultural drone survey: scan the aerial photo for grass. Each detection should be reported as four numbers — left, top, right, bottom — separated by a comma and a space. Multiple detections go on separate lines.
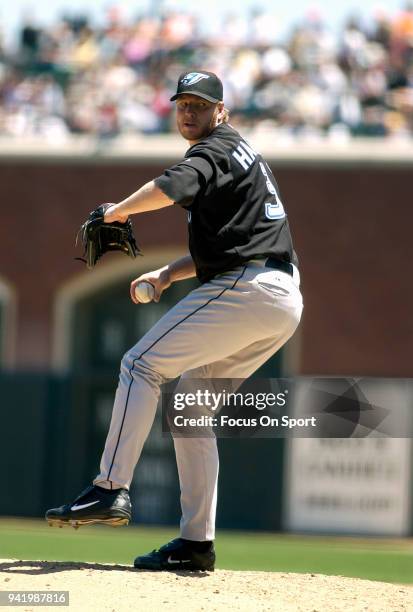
0, 518, 412, 584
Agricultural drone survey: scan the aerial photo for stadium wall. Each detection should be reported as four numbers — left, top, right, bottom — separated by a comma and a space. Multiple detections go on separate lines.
0, 139, 411, 376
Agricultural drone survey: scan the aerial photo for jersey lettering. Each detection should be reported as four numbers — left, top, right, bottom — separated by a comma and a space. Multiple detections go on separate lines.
232, 140, 256, 171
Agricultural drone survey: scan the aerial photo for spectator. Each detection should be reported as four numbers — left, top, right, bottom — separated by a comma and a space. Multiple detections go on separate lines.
0, 4, 413, 140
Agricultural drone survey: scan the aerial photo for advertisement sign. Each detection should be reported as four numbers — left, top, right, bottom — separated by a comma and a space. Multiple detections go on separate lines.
283, 379, 413, 535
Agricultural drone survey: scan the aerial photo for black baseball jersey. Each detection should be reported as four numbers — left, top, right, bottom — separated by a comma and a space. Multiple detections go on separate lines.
155, 123, 298, 283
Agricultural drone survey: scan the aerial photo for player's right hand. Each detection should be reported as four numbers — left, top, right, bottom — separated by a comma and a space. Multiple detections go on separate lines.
130, 267, 171, 304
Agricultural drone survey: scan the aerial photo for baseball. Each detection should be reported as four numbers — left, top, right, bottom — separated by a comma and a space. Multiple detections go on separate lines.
134, 281, 155, 303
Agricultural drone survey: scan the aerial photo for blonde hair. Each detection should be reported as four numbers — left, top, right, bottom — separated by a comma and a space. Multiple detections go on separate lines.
221, 107, 230, 123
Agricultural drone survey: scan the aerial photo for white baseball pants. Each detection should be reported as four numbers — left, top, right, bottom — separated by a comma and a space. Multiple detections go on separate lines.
94, 260, 303, 541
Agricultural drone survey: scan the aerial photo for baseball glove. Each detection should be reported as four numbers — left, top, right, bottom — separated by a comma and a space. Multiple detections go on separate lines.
76, 204, 141, 268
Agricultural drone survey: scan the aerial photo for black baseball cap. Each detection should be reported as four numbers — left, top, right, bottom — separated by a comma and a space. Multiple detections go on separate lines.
170, 71, 223, 103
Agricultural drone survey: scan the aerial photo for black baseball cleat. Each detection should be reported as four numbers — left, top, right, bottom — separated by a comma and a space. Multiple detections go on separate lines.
45, 485, 131, 529
134, 538, 215, 572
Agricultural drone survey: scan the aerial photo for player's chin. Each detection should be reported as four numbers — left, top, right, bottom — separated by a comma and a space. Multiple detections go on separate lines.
179, 124, 202, 139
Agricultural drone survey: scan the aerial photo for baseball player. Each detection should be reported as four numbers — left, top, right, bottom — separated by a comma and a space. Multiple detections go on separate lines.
46, 71, 303, 571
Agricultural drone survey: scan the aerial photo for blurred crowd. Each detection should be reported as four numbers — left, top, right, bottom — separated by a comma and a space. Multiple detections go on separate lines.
0, 4, 413, 140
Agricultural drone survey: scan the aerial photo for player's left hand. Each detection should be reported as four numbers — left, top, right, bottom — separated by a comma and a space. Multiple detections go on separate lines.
103, 203, 129, 224
76, 203, 140, 268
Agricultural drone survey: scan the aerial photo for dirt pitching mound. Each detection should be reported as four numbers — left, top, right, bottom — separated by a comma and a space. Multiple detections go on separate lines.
1, 560, 412, 611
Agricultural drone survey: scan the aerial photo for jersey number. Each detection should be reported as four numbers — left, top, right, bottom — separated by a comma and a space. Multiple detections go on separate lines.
265, 201, 285, 219
260, 162, 285, 219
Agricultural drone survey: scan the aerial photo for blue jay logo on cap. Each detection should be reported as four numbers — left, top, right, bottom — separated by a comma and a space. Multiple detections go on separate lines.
181, 72, 210, 86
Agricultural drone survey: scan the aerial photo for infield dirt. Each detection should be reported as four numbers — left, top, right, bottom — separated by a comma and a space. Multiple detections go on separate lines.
1, 559, 412, 611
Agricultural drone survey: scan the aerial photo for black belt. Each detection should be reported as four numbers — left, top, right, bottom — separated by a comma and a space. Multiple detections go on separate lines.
264, 257, 294, 277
